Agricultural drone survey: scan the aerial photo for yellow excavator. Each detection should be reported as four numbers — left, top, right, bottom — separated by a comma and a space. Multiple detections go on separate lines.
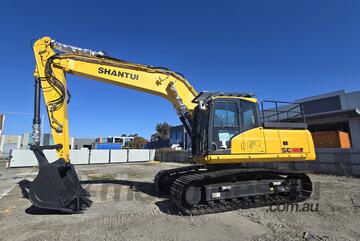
29, 36, 315, 214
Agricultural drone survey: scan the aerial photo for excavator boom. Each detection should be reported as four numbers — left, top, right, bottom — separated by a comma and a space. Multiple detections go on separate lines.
28, 36, 315, 214
33, 36, 197, 161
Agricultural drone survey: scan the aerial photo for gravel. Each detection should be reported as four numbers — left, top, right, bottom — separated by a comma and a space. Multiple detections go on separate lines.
0, 161, 359, 241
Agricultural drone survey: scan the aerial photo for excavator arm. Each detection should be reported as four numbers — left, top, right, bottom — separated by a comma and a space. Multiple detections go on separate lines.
28, 36, 200, 212
28, 36, 315, 214
32, 36, 198, 162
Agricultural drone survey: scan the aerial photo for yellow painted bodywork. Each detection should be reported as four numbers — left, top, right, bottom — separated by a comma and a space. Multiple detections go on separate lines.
33, 37, 197, 162
194, 127, 316, 164
33, 38, 70, 160
33, 36, 316, 165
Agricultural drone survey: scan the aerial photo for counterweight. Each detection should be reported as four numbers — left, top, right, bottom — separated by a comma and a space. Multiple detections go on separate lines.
28, 36, 315, 214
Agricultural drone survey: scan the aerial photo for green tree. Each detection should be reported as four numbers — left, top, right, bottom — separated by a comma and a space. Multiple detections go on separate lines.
151, 122, 170, 141
128, 134, 148, 149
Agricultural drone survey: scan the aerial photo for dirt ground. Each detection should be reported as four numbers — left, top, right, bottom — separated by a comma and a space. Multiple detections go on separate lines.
0, 161, 359, 241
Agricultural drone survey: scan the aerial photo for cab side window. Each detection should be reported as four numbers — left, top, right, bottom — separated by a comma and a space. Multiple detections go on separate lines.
211, 101, 240, 151
214, 102, 239, 128
240, 100, 258, 131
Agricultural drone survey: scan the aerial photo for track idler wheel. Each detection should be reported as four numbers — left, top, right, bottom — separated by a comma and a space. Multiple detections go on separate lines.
184, 186, 201, 206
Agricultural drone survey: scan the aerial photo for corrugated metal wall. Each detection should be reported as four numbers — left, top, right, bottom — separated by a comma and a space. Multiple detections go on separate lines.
243, 148, 360, 177
155, 150, 192, 163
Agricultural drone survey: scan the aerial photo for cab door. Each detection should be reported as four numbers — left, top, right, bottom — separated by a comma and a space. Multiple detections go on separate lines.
240, 100, 265, 153
231, 100, 266, 154
209, 99, 241, 154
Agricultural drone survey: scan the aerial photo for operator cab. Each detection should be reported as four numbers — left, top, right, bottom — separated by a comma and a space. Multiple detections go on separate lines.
192, 92, 259, 155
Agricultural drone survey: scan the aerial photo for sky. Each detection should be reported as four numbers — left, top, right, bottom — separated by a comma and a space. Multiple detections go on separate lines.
0, 0, 359, 139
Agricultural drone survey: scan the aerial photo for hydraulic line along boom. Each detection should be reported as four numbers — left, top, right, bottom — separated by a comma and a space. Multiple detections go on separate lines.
28, 36, 315, 214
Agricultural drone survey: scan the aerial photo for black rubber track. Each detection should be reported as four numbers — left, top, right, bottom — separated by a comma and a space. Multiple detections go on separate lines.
154, 165, 206, 195
156, 166, 312, 215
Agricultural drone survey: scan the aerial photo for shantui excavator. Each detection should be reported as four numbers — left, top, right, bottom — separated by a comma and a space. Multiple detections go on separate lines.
28, 36, 316, 215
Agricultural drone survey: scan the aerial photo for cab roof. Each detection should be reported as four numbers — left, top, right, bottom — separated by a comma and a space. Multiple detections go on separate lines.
192, 91, 255, 103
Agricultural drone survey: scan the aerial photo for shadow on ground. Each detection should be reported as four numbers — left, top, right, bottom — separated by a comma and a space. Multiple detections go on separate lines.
81, 179, 160, 198
155, 200, 183, 215
18, 178, 182, 215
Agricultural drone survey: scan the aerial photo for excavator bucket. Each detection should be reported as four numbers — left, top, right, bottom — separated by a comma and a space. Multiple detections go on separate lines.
29, 144, 91, 213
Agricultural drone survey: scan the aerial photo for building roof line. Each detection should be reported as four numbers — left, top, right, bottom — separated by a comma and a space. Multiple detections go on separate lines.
296, 90, 345, 103
305, 108, 360, 119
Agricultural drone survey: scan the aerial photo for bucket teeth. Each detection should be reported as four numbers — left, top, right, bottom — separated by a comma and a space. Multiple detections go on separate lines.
58, 192, 92, 213
58, 190, 92, 212
29, 158, 92, 213
28, 145, 92, 214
